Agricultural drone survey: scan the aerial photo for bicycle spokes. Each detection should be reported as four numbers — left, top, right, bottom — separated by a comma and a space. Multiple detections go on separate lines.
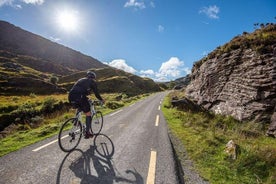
91, 111, 103, 135
58, 118, 82, 152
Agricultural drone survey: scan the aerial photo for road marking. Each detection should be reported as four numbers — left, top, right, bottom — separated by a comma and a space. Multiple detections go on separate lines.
158, 105, 160, 110
146, 150, 157, 184
32, 139, 58, 152
32, 135, 68, 152
110, 109, 123, 116
155, 115, 159, 126
119, 123, 127, 129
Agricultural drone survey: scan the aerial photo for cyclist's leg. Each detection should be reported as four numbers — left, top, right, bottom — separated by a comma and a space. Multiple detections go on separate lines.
68, 93, 81, 109
80, 96, 93, 138
85, 112, 92, 134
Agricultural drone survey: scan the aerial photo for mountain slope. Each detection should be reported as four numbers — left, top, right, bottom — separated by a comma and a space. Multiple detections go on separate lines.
0, 20, 106, 71
59, 67, 161, 96
0, 21, 162, 96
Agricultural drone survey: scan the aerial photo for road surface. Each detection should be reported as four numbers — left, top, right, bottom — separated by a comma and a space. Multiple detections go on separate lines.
0, 92, 179, 184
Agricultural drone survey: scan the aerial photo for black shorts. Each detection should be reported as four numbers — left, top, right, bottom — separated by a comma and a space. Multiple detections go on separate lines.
68, 93, 90, 113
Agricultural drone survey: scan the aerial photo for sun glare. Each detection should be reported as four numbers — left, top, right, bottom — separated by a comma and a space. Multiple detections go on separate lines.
56, 10, 79, 32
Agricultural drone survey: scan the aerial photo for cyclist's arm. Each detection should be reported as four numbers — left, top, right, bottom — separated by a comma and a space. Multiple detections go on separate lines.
90, 80, 103, 101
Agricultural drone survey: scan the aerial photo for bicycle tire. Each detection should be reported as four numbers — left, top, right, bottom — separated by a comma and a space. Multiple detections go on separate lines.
58, 118, 82, 152
93, 134, 114, 158
91, 111, 103, 135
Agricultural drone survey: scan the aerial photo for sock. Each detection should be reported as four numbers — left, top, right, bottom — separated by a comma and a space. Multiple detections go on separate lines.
85, 116, 92, 134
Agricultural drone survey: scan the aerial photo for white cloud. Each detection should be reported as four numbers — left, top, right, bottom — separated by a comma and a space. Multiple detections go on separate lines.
140, 69, 155, 78
14, 3, 21, 8
21, 0, 44, 5
158, 57, 184, 78
184, 67, 191, 75
150, 1, 155, 8
107, 57, 190, 82
107, 59, 137, 74
49, 36, 61, 42
158, 25, 164, 32
124, 0, 145, 9
199, 5, 220, 19
0, 0, 13, 6
0, 0, 44, 7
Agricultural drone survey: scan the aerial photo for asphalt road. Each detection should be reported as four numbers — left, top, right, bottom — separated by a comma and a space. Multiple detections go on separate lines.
0, 92, 179, 184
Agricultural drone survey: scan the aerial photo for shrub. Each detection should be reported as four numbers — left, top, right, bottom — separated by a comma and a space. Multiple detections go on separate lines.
41, 97, 57, 113
50, 75, 59, 85
13, 102, 38, 123
30, 115, 44, 126
105, 101, 124, 110
29, 93, 37, 98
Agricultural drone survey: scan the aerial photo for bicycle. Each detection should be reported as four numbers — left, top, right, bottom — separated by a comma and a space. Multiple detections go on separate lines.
58, 99, 103, 152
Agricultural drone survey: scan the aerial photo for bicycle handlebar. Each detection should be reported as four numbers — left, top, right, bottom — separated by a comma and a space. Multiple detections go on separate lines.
89, 99, 104, 106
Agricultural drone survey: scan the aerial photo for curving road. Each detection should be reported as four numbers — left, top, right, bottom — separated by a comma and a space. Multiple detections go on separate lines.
0, 92, 179, 184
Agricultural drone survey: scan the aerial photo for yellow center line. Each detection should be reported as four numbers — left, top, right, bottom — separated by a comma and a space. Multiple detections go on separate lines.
155, 115, 159, 126
146, 150, 157, 184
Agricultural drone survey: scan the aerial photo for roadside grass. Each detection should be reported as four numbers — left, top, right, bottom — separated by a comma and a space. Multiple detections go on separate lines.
0, 93, 149, 157
162, 95, 276, 184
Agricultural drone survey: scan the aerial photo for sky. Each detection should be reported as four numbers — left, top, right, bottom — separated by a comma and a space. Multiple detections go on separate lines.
0, 0, 275, 81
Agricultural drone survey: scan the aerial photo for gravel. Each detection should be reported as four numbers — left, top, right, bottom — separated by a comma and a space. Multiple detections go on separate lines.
168, 131, 210, 184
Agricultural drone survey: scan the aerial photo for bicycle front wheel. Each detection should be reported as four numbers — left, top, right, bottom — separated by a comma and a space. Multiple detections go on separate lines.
91, 111, 103, 135
58, 118, 82, 152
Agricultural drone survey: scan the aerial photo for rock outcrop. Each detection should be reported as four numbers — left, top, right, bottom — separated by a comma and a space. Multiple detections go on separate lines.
185, 24, 276, 136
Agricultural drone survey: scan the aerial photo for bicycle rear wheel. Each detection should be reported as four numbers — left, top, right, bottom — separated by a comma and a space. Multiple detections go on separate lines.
58, 118, 82, 152
91, 111, 103, 135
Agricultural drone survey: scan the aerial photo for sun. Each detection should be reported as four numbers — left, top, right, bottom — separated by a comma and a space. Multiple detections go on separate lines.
56, 10, 79, 32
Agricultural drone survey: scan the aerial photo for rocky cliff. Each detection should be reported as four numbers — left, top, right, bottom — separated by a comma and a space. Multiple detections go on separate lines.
185, 24, 276, 136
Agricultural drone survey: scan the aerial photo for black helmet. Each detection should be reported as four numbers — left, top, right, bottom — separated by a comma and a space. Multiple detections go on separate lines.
87, 71, 96, 79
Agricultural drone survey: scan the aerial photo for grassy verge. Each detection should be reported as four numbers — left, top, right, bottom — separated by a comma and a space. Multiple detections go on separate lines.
162, 95, 276, 184
0, 93, 149, 157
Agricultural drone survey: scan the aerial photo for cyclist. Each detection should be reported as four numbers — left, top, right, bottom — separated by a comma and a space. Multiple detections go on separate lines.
68, 71, 105, 139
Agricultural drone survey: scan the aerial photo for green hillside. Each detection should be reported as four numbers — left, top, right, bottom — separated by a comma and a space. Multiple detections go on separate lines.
0, 21, 162, 96
59, 67, 161, 96
0, 20, 106, 71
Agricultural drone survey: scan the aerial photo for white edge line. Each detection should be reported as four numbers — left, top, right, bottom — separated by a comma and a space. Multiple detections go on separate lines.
110, 109, 123, 116
32, 135, 68, 152
32, 139, 58, 152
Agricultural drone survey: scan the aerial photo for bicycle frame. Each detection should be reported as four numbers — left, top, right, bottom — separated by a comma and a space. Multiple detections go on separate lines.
58, 99, 103, 152
89, 100, 97, 115
75, 110, 82, 122
74, 100, 99, 130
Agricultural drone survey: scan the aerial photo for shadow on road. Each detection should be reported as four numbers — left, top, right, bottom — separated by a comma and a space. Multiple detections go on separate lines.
56, 133, 144, 184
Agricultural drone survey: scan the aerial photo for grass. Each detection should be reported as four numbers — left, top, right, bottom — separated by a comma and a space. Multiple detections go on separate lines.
162, 95, 276, 184
0, 93, 149, 157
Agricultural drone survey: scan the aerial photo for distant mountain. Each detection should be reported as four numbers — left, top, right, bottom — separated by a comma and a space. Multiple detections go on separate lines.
59, 67, 162, 96
173, 75, 191, 89
0, 20, 161, 96
0, 20, 106, 72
